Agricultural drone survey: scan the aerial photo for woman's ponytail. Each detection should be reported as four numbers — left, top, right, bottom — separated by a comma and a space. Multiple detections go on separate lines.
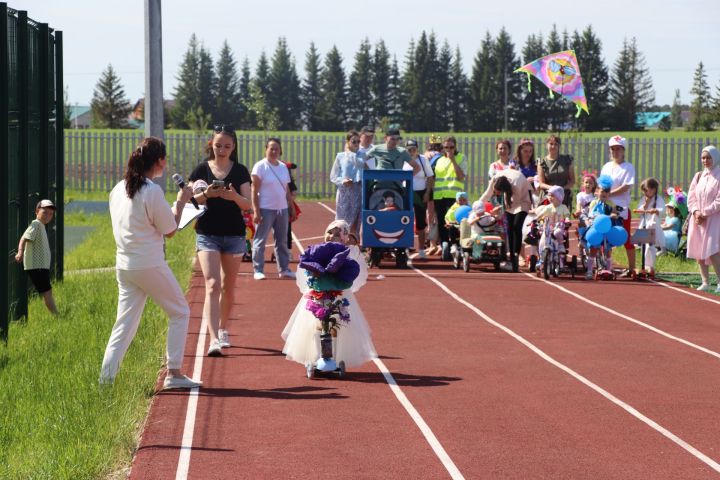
124, 137, 167, 198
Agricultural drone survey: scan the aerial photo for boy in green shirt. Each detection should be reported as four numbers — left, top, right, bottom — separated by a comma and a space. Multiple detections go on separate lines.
15, 199, 58, 315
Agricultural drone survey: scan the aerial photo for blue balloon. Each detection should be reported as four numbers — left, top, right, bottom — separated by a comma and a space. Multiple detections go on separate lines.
454, 205, 472, 222
585, 226, 604, 247
607, 225, 628, 247
593, 214, 611, 234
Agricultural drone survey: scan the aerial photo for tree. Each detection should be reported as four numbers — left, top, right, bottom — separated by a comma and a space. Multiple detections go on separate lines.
571, 26, 610, 131
609, 37, 655, 131
247, 52, 276, 129
469, 32, 496, 131
436, 41, 453, 130
268, 37, 302, 130
399, 39, 418, 131
239, 57, 253, 129
517, 33, 547, 132
197, 45, 216, 127
347, 39, 373, 129
318, 46, 347, 131
302, 42, 324, 131
90, 64, 131, 128
688, 61, 713, 131
387, 56, 402, 127
171, 34, 199, 128
213, 40, 242, 127
63, 86, 72, 129
712, 81, 720, 126
492, 28, 521, 131
671, 89, 684, 129
372, 40, 392, 125
447, 47, 469, 131
408, 32, 438, 132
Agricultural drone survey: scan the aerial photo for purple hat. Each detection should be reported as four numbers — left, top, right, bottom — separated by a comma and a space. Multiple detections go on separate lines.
548, 185, 564, 203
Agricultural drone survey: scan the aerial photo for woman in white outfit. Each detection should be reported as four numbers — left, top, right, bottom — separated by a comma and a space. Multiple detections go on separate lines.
100, 137, 201, 390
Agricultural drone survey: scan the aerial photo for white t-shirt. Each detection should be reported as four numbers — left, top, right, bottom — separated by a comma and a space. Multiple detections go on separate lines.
600, 161, 635, 219
109, 179, 176, 270
403, 155, 434, 191
251, 159, 291, 210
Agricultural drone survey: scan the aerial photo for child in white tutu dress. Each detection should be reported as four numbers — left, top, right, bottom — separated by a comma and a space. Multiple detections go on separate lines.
281, 220, 377, 369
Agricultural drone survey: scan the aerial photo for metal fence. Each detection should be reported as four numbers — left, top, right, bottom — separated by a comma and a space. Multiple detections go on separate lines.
1, 3, 63, 340
65, 132, 719, 199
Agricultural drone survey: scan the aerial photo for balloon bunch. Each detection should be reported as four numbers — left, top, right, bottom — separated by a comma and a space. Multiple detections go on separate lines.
582, 214, 627, 248
454, 205, 472, 222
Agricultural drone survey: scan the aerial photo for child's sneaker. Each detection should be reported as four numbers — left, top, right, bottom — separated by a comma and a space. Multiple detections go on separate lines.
585, 270, 594, 280
417, 249, 427, 259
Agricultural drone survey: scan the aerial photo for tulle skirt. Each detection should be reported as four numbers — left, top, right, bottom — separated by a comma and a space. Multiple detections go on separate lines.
281, 291, 377, 369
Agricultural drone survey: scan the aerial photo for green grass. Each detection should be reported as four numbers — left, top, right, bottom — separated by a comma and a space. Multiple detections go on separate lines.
0, 212, 196, 479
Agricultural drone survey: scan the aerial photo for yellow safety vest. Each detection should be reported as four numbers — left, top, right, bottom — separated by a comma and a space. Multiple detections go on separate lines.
433, 153, 465, 200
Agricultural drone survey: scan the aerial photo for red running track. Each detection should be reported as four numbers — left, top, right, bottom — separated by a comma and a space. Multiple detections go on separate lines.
130, 201, 720, 479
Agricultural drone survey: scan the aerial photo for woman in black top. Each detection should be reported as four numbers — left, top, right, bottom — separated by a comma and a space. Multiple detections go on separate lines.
189, 125, 252, 357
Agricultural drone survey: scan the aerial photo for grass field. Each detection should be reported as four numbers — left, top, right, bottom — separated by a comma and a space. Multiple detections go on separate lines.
0, 210, 196, 479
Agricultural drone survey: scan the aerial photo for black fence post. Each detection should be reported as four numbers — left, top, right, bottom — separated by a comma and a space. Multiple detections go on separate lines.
0, 3, 9, 341
55, 30, 63, 281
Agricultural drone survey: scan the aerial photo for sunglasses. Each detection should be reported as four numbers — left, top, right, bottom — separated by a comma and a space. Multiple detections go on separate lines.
214, 124, 235, 134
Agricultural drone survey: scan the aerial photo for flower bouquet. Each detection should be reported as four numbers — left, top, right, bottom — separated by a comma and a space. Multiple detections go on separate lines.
299, 242, 360, 372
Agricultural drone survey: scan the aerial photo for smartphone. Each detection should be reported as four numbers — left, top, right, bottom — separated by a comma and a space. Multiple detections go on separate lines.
212, 180, 225, 188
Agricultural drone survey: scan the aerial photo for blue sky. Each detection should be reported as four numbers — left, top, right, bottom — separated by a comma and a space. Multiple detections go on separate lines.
12, 0, 720, 107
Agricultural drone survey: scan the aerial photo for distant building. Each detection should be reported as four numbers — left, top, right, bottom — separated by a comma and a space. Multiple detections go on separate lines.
68, 105, 91, 129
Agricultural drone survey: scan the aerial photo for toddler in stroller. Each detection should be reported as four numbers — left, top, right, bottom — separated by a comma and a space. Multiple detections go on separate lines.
532, 186, 574, 278
582, 179, 623, 280
456, 198, 506, 272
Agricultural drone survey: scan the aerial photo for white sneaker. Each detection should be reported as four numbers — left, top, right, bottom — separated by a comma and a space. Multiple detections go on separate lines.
279, 270, 296, 279
450, 244, 458, 255
715, 285, 720, 294
163, 375, 202, 390
697, 283, 711, 292
253, 272, 266, 280
585, 270, 594, 280
417, 250, 426, 259
218, 329, 231, 348
207, 339, 223, 357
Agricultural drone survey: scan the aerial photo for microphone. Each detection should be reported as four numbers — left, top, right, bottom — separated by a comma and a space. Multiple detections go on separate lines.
172, 173, 199, 209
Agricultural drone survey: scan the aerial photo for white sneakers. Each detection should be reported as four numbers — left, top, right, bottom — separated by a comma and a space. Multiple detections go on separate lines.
697, 283, 711, 292
163, 375, 202, 390
253, 272, 266, 280
279, 270, 296, 279
219, 329, 231, 348
207, 339, 222, 357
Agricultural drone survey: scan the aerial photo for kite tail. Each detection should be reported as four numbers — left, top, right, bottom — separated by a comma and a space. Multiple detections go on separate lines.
525, 72, 532, 92
548, 89, 555, 99
575, 104, 582, 118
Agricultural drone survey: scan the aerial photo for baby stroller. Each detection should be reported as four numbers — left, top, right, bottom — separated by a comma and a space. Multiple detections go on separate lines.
457, 214, 507, 272
536, 219, 577, 279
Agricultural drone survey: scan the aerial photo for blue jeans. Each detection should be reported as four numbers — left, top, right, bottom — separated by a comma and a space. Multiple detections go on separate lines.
252, 208, 290, 273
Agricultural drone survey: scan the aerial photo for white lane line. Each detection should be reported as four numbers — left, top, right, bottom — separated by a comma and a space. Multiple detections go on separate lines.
316, 201, 336, 214
372, 358, 465, 480
308, 203, 465, 479
175, 316, 208, 480
524, 273, 720, 360
410, 260, 720, 473
650, 279, 720, 306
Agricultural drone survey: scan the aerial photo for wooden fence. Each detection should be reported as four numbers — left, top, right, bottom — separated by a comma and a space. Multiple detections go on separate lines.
64, 132, 720, 199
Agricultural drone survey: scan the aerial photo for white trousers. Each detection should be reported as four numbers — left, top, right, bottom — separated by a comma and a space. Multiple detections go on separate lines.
100, 264, 190, 381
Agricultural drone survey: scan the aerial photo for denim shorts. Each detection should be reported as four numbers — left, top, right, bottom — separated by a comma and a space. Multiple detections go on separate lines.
196, 234, 247, 254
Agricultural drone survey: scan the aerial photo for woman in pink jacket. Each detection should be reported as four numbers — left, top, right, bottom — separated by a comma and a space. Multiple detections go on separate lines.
687, 145, 720, 292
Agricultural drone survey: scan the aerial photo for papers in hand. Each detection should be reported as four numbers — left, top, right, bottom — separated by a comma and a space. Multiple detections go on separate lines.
175, 202, 206, 230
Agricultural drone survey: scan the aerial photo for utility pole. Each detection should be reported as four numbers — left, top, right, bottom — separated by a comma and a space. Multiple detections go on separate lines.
144, 0, 165, 188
